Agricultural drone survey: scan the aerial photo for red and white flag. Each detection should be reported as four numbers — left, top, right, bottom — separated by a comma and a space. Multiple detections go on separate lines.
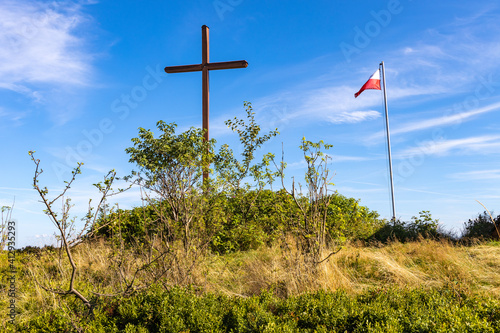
354, 69, 381, 98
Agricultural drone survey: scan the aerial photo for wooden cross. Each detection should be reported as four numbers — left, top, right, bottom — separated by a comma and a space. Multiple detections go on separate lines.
164, 25, 248, 181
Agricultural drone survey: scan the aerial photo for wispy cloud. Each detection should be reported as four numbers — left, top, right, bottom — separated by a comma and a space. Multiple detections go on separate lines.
334, 185, 385, 195
331, 154, 371, 162
249, 84, 383, 129
359, 9, 500, 144
0, 0, 96, 124
397, 135, 500, 158
369, 100, 500, 142
0, 1, 93, 88
450, 169, 500, 181
0, 107, 28, 126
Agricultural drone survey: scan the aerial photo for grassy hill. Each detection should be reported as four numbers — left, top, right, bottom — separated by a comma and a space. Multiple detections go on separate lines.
2, 238, 500, 332
4, 112, 499, 331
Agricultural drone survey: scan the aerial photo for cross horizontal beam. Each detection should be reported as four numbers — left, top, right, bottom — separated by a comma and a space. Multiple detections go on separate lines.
164, 64, 203, 73
207, 60, 248, 71
164, 60, 248, 73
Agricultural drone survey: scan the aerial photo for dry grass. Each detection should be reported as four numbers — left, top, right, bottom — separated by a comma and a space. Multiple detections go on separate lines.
195, 239, 500, 297
2, 238, 500, 324
181, 239, 500, 299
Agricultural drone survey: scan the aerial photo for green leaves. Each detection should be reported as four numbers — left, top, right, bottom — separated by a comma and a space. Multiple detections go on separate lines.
126, 122, 215, 187
218, 102, 279, 190
371, 211, 440, 243
36, 286, 497, 332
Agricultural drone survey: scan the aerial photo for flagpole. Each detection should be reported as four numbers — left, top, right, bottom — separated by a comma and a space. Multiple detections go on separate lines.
380, 61, 396, 222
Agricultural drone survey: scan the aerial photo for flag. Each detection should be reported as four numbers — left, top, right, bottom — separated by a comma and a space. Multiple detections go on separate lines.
354, 69, 381, 98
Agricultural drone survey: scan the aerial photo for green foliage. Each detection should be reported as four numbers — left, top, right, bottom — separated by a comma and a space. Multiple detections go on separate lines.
93, 204, 162, 245
210, 189, 295, 254
216, 101, 279, 189
408, 210, 439, 236
94, 192, 383, 255
462, 211, 500, 240
326, 194, 384, 242
126, 121, 214, 186
371, 211, 440, 243
94, 189, 383, 254
14, 286, 500, 332
14, 311, 73, 332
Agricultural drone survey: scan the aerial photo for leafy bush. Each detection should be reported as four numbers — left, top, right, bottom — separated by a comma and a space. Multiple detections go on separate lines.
326, 194, 384, 242
462, 211, 500, 240
371, 211, 440, 243
13, 286, 500, 332
93, 204, 161, 245
94, 190, 384, 254
210, 189, 298, 254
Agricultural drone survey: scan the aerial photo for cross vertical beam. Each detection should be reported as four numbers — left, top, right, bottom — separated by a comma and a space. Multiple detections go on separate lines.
202, 25, 209, 144
164, 25, 248, 182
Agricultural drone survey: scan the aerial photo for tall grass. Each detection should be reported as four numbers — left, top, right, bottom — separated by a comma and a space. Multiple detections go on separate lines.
2, 238, 500, 329
197, 239, 500, 297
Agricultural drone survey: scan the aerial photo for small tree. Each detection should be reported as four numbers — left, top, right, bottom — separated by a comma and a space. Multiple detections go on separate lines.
29, 151, 120, 310
215, 101, 279, 190
408, 210, 439, 238
209, 102, 279, 253
125, 122, 217, 253
272, 138, 340, 263
28, 152, 177, 327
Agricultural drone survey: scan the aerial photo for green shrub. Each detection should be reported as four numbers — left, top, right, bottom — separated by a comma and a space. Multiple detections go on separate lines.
210, 189, 297, 254
93, 189, 385, 254
326, 194, 384, 242
13, 285, 500, 332
462, 211, 500, 240
370, 211, 440, 243
93, 204, 160, 245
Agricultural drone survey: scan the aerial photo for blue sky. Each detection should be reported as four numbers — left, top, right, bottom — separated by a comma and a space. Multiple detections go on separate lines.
2, 0, 500, 247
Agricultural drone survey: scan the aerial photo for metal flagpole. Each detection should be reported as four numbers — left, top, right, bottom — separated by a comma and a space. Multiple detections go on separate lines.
380, 61, 396, 222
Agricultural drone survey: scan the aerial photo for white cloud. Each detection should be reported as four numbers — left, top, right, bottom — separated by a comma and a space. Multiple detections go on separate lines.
286, 160, 307, 169
0, 0, 96, 124
397, 135, 500, 158
0, 1, 93, 88
334, 186, 384, 195
331, 154, 371, 162
450, 169, 500, 181
328, 111, 380, 124
369, 100, 500, 142
251, 85, 383, 127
